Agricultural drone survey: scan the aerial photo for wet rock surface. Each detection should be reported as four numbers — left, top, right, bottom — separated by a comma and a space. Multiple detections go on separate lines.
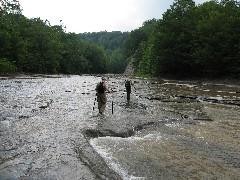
0, 75, 240, 179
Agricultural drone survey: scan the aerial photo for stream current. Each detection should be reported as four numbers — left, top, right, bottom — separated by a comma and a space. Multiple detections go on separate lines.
0, 75, 240, 179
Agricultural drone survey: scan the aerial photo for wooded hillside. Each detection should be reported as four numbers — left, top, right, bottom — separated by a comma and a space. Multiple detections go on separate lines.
1, 0, 239, 78
124, 0, 240, 78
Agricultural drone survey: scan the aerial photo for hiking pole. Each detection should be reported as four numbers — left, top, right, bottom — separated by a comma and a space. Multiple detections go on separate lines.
93, 97, 96, 111
112, 100, 113, 114
111, 90, 114, 114
133, 85, 136, 92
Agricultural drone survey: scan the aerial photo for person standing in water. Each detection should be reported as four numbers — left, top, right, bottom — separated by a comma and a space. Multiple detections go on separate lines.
125, 79, 133, 101
95, 77, 112, 114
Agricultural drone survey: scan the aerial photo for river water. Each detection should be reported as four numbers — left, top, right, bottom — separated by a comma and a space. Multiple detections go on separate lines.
0, 75, 239, 179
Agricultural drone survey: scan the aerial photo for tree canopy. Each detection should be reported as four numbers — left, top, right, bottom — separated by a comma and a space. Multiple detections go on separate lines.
80, 31, 130, 73
1, 0, 239, 79
0, 0, 108, 74
124, 0, 240, 78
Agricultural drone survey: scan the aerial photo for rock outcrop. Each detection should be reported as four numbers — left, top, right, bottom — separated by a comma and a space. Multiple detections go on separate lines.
123, 58, 134, 75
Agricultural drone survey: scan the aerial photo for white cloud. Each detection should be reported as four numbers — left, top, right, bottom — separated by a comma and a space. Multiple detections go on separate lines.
19, 0, 208, 33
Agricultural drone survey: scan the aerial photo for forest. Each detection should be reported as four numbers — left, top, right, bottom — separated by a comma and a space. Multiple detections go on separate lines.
80, 31, 129, 73
0, 0, 240, 78
126, 0, 240, 78
0, 0, 129, 75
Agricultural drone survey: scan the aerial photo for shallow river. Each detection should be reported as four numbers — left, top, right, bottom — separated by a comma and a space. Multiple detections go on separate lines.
0, 75, 239, 179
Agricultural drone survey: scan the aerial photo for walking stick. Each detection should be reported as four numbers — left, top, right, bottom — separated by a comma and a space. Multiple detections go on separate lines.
112, 100, 113, 114
93, 97, 96, 111
110, 90, 114, 114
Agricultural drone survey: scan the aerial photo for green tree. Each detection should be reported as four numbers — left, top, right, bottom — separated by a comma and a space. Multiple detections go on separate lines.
193, 0, 240, 76
123, 19, 158, 74
0, 0, 21, 14
0, 58, 16, 74
84, 42, 107, 73
131, 0, 240, 77
80, 31, 130, 73
151, 0, 196, 76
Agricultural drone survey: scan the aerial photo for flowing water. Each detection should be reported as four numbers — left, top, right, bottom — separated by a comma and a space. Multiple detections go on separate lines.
0, 75, 239, 179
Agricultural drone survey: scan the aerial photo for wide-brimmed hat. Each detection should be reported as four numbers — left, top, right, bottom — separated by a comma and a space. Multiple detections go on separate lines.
102, 77, 107, 80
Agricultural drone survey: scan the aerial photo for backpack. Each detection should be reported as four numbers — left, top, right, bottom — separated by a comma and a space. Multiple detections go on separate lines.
97, 82, 105, 93
125, 80, 131, 87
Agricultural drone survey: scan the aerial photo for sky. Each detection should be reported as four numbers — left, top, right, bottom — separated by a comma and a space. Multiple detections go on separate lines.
19, 0, 208, 33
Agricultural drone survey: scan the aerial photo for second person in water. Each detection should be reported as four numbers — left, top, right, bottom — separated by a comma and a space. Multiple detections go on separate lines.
125, 79, 134, 101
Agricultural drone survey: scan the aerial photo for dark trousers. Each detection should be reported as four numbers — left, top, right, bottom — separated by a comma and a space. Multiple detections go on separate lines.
126, 86, 131, 101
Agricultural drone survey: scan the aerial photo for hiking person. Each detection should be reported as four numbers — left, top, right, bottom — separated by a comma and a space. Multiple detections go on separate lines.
95, 77, 112, 114
125, 79, 133, 101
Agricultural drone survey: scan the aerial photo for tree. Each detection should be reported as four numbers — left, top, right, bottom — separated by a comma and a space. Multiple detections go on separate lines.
193, 0, 240, 76
0, 58, 16, 74
152, 0, 197, 76
123, 19, 158, 74
80, 31, 130, 73
0, 0, 21, 15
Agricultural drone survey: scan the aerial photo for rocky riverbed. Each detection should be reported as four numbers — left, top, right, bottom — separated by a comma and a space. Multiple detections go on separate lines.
0, 75, 239, 179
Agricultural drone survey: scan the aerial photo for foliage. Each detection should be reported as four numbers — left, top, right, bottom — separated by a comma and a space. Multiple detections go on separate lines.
0, 0, 108, 75
0, 0, 21, 14
124, 0, 240, 78
80, 31, 130, 73
0, 58, 16, 74
1, 0, 240, 78
123, 19, 159, 74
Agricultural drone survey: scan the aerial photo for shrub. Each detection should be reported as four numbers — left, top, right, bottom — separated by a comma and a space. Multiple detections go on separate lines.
0, 58, 17, 74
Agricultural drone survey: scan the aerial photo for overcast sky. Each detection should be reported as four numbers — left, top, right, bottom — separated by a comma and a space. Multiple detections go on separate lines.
19, 0, 208, 33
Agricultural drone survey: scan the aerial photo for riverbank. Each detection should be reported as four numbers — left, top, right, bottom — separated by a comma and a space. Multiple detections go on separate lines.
1, 72, 239, 86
